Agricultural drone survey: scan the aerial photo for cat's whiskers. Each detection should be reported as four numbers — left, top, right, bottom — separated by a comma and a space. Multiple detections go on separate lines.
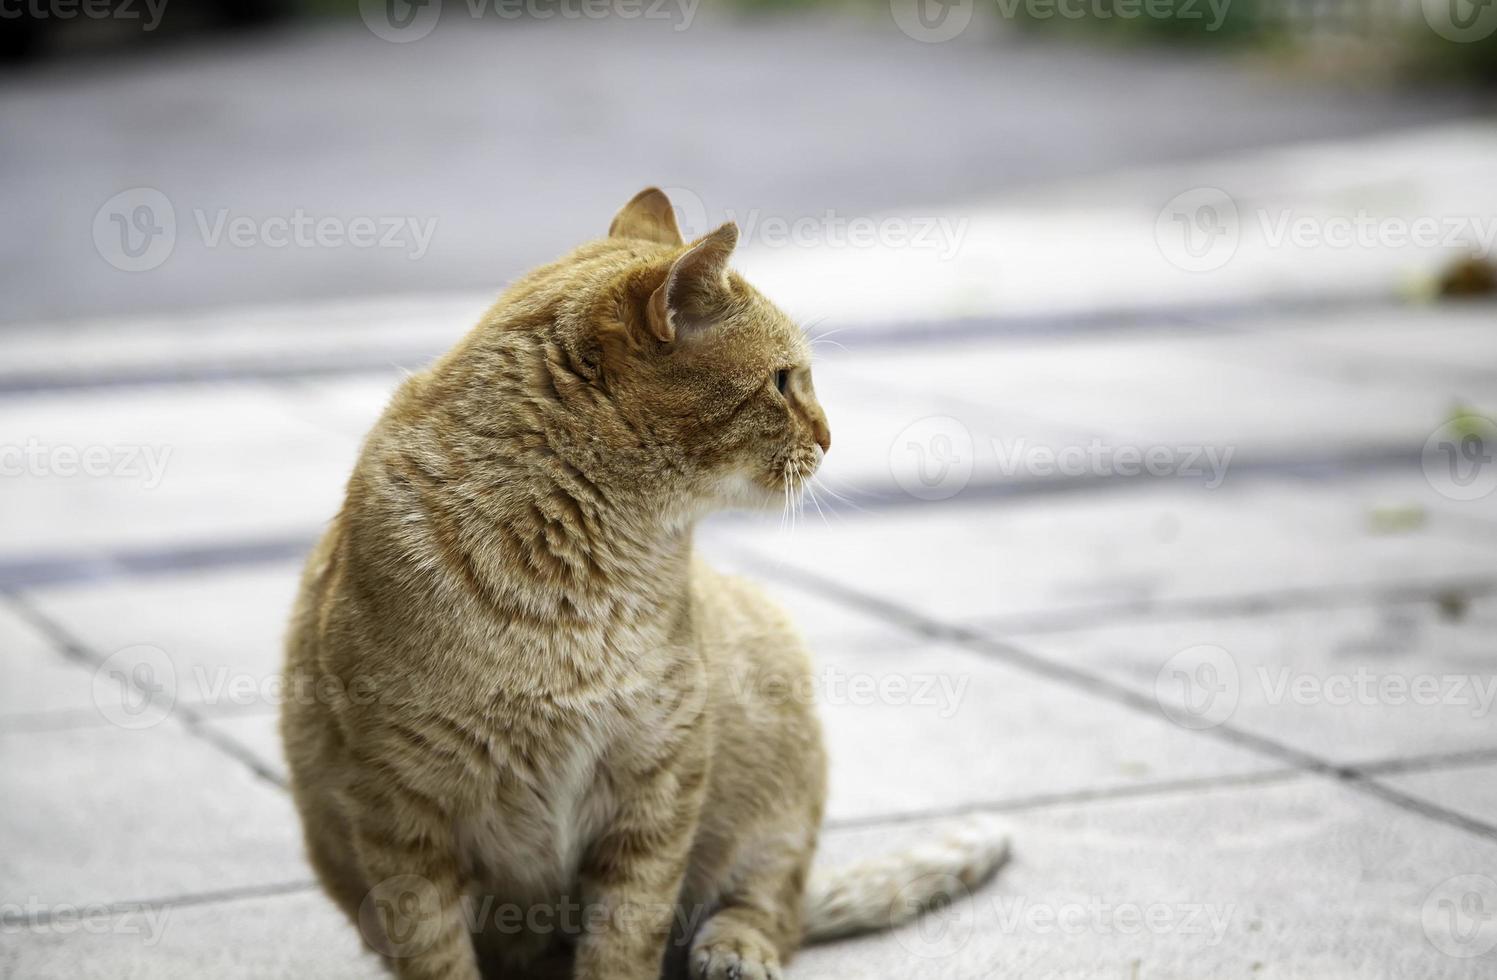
804, 478, 829, 527
809, 473, 864, 514
806, 323, 856, 355
794, 462, 807, 531
784, 469, 796, 535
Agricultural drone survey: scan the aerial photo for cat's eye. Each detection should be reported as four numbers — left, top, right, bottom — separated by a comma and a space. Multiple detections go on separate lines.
774, 369, 789, 395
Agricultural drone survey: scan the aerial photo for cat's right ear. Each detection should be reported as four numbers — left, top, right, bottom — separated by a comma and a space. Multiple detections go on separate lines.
609, 188, 684, 246
645, 222, 738, 345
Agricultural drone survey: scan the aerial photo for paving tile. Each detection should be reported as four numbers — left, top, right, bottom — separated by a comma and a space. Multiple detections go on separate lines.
0, 724, 308, 907
1382, 761, 1497, 831
2, 294, 482, 381
198, 711, 287, 785
1242, 306, 1497, 388
194, 635, 1279, 826
0, 889, 378, 980
0, 386, 360, 560
26, 564, 304, 719
716, 474, 1497, 626
795, 776, 1497, 978
20, 539, 895, 723
10, 771, 1491, 979
741, 122, 1497, 328
1003, 595, 1497, 768
796, 365, 1096, 499
830, 327, 1476, 462
1332, 470, 1497, 548
0, 602, 114, 733
808, 641, 1276, 824
707, 545, 903, 651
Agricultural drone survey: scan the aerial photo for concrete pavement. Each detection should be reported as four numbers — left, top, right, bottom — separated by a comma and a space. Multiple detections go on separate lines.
4, 119, 1497, 976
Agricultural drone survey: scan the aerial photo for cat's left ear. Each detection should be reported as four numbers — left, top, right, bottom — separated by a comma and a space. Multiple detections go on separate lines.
609, 188, 684, 246
646, 222, 739, 344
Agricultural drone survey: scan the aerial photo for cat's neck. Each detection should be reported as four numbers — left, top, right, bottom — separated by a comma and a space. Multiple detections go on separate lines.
374, 339, 701, 630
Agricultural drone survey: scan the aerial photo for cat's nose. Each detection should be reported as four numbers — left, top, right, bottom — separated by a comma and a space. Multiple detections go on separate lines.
812, 417, 831, 454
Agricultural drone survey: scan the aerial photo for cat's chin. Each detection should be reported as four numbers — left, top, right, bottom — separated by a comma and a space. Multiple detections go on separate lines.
712, 471, 788, 512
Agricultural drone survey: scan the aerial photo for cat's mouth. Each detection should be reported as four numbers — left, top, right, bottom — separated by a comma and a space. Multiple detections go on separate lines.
775, 446, 824, 493
717, 447, 824, 513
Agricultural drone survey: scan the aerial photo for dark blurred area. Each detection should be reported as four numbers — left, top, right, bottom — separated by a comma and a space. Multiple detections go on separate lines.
6, 0, 1496, 74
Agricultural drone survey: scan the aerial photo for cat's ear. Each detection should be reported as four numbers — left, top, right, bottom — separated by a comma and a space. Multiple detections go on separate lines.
646, 222, 739, 344
609, 187, 684, 246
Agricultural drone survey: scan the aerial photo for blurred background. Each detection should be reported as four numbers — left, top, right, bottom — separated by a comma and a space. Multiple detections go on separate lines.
4, 1, 1497, 977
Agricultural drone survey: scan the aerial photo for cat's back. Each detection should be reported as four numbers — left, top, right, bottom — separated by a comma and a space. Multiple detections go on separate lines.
690, 557, 813, 680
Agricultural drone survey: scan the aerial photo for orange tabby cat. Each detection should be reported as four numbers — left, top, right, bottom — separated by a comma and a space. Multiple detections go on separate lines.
281, 188, 1007, 980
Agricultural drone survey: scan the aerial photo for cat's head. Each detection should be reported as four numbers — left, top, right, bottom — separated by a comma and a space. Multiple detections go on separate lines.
562, 188, 831, 514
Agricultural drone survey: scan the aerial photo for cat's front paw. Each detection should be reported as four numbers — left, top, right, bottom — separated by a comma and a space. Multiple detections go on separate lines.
690, 926, 783, 980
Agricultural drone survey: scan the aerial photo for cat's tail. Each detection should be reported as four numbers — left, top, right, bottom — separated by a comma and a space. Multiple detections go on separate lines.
800, 817, 1010, 944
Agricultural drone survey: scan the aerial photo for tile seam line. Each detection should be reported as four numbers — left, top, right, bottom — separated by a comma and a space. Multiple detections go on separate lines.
0, 592, 289, 794
3, 879, 318, 931
977, 574, 1497, 637
18, 745, 1497, 928
0, 446, 1466, 593
825, 745, 1497, 832
8, 555, 1496, 833
0, 292, 1451, 398
720, 545, 1497, 844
